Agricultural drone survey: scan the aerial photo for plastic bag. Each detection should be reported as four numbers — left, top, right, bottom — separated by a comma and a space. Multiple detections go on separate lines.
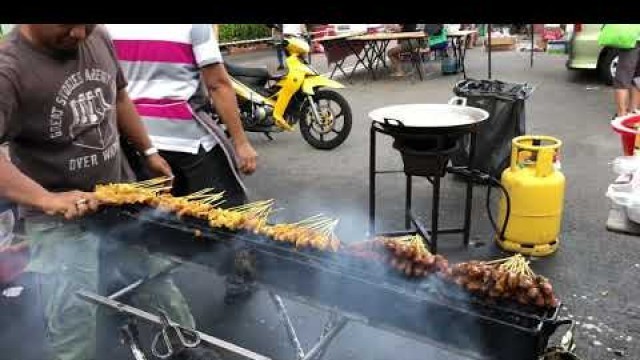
611, 155, 640, 176
606, 167, 640, 223
598, 24, 640, 49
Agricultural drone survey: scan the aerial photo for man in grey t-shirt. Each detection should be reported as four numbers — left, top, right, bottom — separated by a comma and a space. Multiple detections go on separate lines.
0, 24, 193, 360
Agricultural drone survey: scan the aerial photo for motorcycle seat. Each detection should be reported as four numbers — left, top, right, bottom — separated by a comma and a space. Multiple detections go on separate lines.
225, 63, 270, 81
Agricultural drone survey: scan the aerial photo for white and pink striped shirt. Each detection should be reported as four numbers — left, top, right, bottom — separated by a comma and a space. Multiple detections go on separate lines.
106, 24, 223, 154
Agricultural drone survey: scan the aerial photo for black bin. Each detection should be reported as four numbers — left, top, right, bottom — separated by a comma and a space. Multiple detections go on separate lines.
450, 79, 532, 178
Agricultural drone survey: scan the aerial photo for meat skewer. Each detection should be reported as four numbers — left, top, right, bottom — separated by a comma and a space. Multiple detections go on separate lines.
94, 179, 342, 252
447, 254, 559, 310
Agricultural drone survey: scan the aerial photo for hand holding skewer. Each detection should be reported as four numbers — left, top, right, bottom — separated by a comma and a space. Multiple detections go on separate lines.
39, 190, 100, 220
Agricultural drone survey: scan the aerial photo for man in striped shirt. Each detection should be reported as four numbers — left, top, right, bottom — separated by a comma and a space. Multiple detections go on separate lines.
106, 24, 258, 207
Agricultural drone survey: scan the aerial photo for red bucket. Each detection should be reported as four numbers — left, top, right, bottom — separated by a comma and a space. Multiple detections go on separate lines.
611, 115, 640, 155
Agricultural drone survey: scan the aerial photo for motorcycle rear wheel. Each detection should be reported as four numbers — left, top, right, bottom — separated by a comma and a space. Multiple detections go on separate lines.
299, 89, 352, 150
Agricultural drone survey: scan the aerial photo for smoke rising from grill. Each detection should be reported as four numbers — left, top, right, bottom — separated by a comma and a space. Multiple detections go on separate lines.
235, 187, 493, 358
45, 189, 560, 360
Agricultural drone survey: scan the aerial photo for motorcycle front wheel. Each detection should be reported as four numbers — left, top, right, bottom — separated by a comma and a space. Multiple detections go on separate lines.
299, 89, 352, 150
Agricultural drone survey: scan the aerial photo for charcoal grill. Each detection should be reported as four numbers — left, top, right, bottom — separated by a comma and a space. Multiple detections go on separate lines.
83, 206, 568, 360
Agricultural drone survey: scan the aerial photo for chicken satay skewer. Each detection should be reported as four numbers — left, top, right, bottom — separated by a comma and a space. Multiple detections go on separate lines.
146, 186, 173, 194
303, 219, 336, 231
291, 214, 328, 226
182, 188, 216, 199
134, 177, 173, 189
199, 193, 226, 204
228, 199, 275, 211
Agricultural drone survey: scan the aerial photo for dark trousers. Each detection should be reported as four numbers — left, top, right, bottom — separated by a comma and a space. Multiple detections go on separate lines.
276, 44, 285, 68
614, 42, 640, 89
162, 146, 255, 303
160, 145, 247, 208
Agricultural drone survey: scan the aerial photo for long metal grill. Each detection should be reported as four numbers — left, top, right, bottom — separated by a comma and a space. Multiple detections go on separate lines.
90, 206, 564, 360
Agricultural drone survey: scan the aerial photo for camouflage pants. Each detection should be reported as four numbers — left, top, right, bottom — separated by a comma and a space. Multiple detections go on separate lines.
25, 218, 194, 360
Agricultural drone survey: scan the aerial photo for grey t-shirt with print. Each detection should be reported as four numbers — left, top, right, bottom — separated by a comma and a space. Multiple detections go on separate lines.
0, 25, 134, 195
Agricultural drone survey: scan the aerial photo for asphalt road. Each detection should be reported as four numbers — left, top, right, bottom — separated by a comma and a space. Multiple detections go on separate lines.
1, 45, 639, 360
214, 46, 640, 360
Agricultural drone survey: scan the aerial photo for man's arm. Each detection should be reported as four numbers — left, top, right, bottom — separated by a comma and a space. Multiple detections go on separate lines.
0, 154, 100, 219
115, 89, 173, 178
201, 64, 257, 174
115, 89, 154, 155
0, 71, 98, 219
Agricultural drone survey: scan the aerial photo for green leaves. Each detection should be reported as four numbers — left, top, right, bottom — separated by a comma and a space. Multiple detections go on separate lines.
218, 24, 270, 42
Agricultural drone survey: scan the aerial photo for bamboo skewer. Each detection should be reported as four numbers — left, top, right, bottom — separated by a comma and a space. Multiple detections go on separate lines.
94, 180, 342, 252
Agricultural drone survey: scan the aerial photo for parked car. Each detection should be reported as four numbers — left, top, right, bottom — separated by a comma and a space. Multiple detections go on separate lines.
566, 24, 619, 85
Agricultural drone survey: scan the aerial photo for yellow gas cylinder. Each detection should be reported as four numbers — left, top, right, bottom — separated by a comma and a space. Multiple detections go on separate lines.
496, 135, 565, 256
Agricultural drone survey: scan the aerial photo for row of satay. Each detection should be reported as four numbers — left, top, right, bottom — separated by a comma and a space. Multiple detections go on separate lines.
345, 236, 559, 309
94, 179, 341, 252
95, 179, 558, 309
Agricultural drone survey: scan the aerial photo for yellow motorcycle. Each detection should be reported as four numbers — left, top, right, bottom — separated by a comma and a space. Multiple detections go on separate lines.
224, 37, 352, 150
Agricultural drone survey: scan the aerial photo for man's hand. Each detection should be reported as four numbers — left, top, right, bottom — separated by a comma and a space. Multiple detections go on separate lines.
145, 153, 173, 179
38, 191, 100, 220
234, 141, 258, 175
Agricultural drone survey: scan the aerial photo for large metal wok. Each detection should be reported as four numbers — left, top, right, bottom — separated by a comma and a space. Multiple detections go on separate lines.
368, 97, 490, 137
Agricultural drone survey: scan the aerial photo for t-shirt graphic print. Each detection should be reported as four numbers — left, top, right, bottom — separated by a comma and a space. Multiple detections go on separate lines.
0, 26, 133, 193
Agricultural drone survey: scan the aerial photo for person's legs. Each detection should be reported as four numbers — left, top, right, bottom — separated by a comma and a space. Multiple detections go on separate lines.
631, 43, 640, 112
387, 44, 404, 76
93, 217, 195, 337
390, 40, 418, 76
26, 219, 99, 360
630, 78, 640, 114
158, 146, 252, 304
614, 90, 630, 117
613, 46, 639, 117
107, 244, 196, 328
276, 45, 285, 70
632, 86, 640, 113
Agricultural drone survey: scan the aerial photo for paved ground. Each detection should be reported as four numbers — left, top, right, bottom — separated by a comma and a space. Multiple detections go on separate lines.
215, 46, 640, 359
2, 45, 639, 360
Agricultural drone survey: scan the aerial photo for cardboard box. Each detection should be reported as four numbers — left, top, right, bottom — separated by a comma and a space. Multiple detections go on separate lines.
484, 35, 517, 51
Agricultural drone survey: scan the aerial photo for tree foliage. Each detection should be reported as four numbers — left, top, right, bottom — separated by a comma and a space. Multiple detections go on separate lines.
218, 24, 270, 42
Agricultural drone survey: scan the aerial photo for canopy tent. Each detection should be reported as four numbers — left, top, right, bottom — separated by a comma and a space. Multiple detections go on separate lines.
485, 24, 535, 79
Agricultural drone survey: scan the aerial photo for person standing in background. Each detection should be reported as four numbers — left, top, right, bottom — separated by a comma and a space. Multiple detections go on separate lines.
385, 24, 420, 77
0, 24, 186, 360
283, 24, 310, 64
460, 24, 478, 48
106, 24, 258, 207
613, 39, 640, 118
269, 24, 285, 70
424, 24, 448, 51
269, 24, 309, 69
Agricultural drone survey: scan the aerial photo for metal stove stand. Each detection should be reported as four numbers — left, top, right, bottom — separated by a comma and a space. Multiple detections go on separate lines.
369, 121, 477, 253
